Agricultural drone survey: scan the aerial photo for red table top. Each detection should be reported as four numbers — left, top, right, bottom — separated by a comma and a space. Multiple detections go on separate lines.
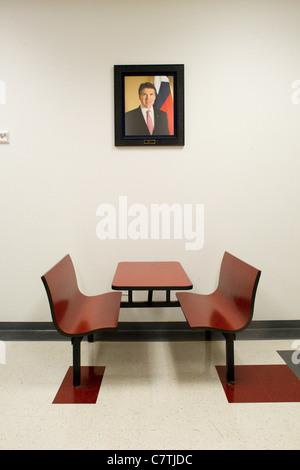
112, 261, 193, 290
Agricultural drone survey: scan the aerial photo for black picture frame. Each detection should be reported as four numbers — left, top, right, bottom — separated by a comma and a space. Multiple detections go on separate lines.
114, 64, 184, 147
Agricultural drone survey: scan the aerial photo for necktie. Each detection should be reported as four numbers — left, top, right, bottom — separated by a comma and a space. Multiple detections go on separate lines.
146, 110, 154, 135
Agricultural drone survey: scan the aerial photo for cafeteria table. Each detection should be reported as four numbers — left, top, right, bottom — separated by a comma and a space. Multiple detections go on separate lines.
111, 261, 193, 308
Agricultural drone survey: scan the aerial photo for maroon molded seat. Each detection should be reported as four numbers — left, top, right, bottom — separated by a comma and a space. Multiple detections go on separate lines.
42, 254, 121, 386
176, 252, 261, 384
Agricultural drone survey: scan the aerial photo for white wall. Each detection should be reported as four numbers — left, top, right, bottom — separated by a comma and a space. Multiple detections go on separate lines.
1, 0, 300, 322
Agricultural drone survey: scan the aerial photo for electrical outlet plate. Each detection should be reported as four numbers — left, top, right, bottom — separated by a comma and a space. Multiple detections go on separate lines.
0, 131, 10, 144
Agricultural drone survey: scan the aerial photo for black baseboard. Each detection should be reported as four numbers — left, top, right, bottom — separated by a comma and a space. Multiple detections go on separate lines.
0, 321, 300, 341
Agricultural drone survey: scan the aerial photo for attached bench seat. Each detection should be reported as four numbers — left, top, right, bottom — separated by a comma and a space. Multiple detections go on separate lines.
176, 252, 261, 384
42, 254, 122, 386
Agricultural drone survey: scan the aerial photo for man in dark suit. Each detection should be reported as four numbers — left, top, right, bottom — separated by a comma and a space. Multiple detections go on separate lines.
125, 82, 169, 136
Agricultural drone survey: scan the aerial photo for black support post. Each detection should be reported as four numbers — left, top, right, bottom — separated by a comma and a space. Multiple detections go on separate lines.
148, 290, 153, 304
224, 333, 235, 384
71, 336, 83, 387
205, 330, 212, 341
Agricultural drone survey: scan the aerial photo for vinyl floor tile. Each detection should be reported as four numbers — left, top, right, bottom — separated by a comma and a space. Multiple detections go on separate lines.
1, 339, 300, 450
216, 364, 300, 403
277, 350, 300, 379
53, 366, 105, 404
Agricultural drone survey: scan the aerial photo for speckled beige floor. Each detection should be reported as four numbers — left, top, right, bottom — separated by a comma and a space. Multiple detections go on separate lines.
0, 339, 299, 450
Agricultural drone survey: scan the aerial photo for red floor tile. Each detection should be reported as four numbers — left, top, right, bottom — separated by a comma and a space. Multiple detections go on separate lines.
53, 366, 105, 404
216, 365, 300, 403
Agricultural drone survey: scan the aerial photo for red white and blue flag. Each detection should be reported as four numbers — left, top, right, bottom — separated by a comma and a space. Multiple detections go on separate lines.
154, 76, 174, 135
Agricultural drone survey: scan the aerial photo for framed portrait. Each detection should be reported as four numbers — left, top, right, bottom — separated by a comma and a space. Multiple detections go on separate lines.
114, 64, 184, 146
